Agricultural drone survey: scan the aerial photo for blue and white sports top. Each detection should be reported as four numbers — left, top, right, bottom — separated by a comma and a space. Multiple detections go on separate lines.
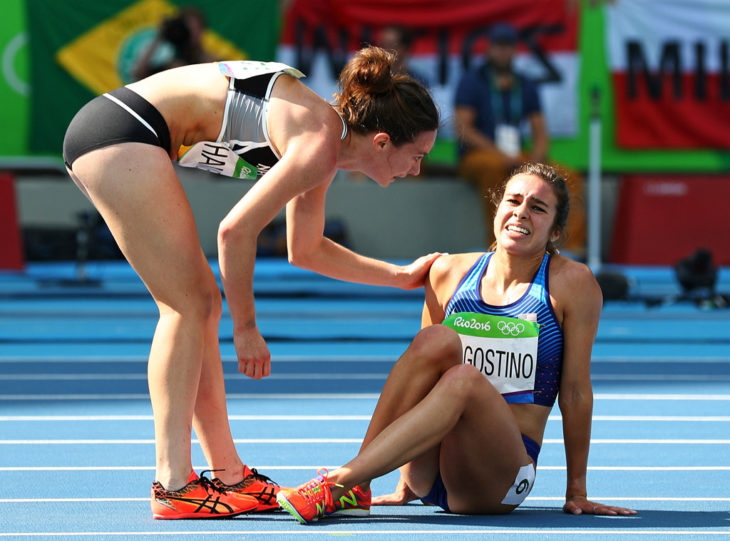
444, 252, 563, 406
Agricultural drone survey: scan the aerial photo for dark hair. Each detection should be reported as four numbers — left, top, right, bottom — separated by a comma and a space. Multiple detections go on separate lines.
333, 46, 439, 145
489, 162, 571, 255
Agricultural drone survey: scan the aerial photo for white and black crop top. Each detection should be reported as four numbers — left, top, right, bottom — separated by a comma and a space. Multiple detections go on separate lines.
177, 61, 347, 180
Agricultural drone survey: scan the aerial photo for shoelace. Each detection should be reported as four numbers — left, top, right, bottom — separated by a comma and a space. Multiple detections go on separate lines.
198, 469, 226, 494
298, 469, 341, 508
247, 467, 279, 486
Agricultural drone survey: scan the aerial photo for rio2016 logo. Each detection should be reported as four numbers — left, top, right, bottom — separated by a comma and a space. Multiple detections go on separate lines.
452, 315, 490, 332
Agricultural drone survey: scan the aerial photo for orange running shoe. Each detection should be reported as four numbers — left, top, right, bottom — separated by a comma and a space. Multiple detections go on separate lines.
332, 485, 371, 516
276, 469, 338, 524
212, 465, 280, 512
151, 470, 258, 519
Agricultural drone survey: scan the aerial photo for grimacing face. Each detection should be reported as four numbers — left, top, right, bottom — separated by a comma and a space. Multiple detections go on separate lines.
493, 174, 561, 253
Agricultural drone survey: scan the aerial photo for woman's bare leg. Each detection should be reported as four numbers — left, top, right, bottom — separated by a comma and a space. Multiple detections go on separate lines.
360, 325, 462, 448
70, 144, 239, 490
351, 325, 462, 492
326, 329, 530, 513
192, 323, 246, 484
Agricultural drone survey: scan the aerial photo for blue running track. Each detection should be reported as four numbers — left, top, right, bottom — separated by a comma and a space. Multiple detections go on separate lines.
1, 260, 729, 540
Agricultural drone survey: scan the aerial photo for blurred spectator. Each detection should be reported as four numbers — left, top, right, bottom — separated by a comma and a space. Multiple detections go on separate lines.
133, 7, 215, 80
378, 25, 430, 87
453, 22, 585, 257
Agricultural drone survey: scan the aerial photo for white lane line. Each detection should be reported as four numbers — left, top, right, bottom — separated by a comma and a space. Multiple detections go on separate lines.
2, 393, 730, 401
0, 465, 324, 471
0, 438, 360, 444
3, 372, 729, 382
2, 414, 729, 422
0, 414, 371, 421
1, 529, 729, 537
0, 373, 388, 381
2, 496, 729, 504
1, 465, 727, 472
592, 374, 730, 381
594, 394, 730, 400
560, 415, 730, 422
0, 393, 382, 400
0, 356, 398, 363
3, 355, 730, 363
1, 438, 728, 445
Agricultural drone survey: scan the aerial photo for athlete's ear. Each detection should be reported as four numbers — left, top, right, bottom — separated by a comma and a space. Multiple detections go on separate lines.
550, 227, 561, 244
372, 132, 391, 149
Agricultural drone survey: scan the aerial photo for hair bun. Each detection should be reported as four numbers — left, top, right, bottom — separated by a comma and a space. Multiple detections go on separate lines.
344, 46, 395, 96
333, 45, 438, 145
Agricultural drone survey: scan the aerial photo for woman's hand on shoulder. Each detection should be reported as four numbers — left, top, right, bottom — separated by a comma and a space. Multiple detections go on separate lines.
422, 252, 483, 326
427, 252, 481, 291
396, 252, 445, 290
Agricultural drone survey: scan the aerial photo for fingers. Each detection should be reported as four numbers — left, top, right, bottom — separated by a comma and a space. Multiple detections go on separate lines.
591, 503, 618, 516
422, 252, 447, 264
563, 500, 637, 516
402, 252, 446, 289
606, 505, 637, 516
238, 357, 271, 379
234, 328, 271, 378
588, 502, 637, 516
371, 492, 412, 506
371, 493, 402, 506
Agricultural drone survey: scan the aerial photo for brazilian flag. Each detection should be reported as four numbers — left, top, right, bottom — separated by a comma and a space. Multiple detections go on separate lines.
27, 0, 280, 155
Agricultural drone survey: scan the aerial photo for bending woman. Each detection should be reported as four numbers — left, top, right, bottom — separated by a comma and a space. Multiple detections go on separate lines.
62, 46, 440, 519
277, 162, 636, 521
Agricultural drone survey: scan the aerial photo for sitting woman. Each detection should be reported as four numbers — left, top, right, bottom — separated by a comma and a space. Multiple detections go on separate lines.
276, 162, 637, 521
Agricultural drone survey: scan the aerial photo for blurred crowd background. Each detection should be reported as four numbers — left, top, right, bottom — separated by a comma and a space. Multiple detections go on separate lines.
1, 0, 728, 272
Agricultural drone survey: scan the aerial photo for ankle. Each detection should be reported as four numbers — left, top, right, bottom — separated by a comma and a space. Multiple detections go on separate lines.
156, 471, 191, 492
327, 471, 360, 501
210, 464, 245, 485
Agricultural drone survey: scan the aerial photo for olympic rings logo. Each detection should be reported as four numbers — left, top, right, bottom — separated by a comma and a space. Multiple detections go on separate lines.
498, 320, 525, 336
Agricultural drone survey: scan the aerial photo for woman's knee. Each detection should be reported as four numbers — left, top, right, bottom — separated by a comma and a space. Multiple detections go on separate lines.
437, 363, 490, 400
406, 325, 463, 369
157, 274, 222, 324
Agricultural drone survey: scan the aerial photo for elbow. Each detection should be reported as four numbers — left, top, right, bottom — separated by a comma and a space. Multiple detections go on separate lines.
287, 233, 326, 270
559, 376, 593, 406
559, 385, 593, 412
286, 241, 314, 269
286, 249, 302, 268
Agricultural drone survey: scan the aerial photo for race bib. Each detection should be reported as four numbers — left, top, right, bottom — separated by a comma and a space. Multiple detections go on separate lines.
177, 142, 258, 179
501, 462, 536, 506
442, 312, 539, 402
176, 61, 305, 179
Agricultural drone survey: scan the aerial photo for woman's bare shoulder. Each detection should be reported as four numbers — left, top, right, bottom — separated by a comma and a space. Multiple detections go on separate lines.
548, 255, 602, 315
269, 75, 343, 154
549, 255, 597, 289
429, 252, 484, 293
